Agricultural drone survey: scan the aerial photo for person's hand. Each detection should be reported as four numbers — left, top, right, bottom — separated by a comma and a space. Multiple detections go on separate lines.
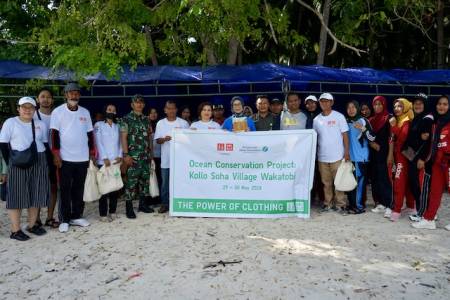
370, 142, 380, 152
90, 155, 97, 165
53, 153, 62, 168
344, 152, 350, 161
164, 136, 172, 142
421, 133, 430, 140
114, 157, 122, 164
387, 153, 394, 166
389, 117, 397, 127
0, 174, 6, 184
124, 155, 134, 166
353, 122, 364, 130
103, 159, 111, 167
190, 128, 197, 130
417, 159, 425, 170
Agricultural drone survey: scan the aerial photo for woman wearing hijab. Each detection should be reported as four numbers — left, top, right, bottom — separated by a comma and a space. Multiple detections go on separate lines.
368, 96, 393, 214
412, 95, 450, 230
222, 96, 256, 132
386, 98, 416, 221
402, 94, 434, 222
345, 101, 376, 214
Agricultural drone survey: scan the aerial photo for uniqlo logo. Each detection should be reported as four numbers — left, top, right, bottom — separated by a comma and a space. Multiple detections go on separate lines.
217, 143, 225, 151
226, 143, 233, 151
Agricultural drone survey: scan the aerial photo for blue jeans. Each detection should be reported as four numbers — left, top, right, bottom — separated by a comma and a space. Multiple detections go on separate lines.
347, 162, 368, 210
161, 168, 170, 206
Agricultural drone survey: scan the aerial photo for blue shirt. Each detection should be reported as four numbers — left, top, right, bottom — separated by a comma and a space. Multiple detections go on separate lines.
348, 118, 369, 162
222, 116, 256, 132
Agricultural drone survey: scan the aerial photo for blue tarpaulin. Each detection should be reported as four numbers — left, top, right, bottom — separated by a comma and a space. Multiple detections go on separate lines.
0, 60, 449, 84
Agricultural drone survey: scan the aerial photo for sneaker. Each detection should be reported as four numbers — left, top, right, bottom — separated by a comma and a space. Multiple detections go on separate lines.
402, 207, 417, 215
390, 211, 401, 222
411, 219, 436, 230
70, 218, 90, 227
10, 230, 30, 241
445, 224, 450, 231
320, 205, 331, 213
353, 208, 366, 214
337, 207, 348, 216
99, 216, 111, 223
158, 205, 169, 214
371, 204, 386, 213
109, 213, 118, 220
384, 208, 392, 218
59, 222, 69, 233
27, 224, 47, 236
409, 214, 422, 222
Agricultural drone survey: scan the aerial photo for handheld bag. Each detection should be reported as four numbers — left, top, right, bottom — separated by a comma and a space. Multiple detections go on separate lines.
149, 159, 160, 197
83, 161, 101, 202
10, 119, 37, 168
97, 163, 124, 195
334, 160, 357, 192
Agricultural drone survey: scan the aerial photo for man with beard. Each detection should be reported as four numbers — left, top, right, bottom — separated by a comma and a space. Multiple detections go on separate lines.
50, 83, 95, 233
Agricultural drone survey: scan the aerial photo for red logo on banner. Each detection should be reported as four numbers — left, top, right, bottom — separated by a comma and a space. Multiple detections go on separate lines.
226, 143, 233, 151
217, 143, 225, 151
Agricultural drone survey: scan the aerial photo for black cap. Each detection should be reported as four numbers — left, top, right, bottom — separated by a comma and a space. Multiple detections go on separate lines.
271, 98, 282, 104
213, 104, 224, 110
414, 93, 428, 101
64, 82, 80, 93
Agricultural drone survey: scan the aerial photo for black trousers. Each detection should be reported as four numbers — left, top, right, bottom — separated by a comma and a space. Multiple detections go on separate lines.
99, 191, 119, 216
59, 160, 89, 223
369, 159, 392, 208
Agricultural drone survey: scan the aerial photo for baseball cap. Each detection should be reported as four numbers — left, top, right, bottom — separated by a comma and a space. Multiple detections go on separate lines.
18, 97, 37, 107
63, 82, 80, 93
271, 98, 282, 104
305, 95, 318, 102
414, 93, 428, 101
319, 93, 333, 101
213, 104, 224, 110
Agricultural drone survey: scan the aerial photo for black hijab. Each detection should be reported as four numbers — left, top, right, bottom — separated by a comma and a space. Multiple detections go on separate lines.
431, 95, 450, 162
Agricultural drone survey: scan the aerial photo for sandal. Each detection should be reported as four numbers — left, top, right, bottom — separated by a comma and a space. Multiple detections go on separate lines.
36, 219, 43, 228
45, 218, 60, 228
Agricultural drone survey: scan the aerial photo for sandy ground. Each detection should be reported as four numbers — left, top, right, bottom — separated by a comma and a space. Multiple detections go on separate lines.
0, 188, 449, 300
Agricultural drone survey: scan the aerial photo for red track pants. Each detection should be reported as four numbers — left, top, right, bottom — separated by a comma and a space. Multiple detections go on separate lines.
392, 155, 415, 213
422, 162, 448, 221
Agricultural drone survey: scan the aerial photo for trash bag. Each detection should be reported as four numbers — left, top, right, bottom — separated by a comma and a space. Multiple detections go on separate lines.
334, 160, 357, 192
97, 163, 124, 195
149, 159, 160, 197
83, 160, 101, 202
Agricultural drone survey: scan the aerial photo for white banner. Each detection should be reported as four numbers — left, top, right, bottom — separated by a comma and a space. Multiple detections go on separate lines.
170, 129, 317, 218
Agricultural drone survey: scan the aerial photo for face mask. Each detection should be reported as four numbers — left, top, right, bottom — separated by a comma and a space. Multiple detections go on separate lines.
67, 99, 79, 107
105, 112, 116, 120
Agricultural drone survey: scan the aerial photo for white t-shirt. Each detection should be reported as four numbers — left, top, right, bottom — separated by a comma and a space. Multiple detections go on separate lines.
50, 104, 93, 162
94, 121, 122, 165
313, 110, 349, 163
154, 117, 189, 169
34, 109, 52, 148
0, 117, 48, 152
190, 120, 221, 130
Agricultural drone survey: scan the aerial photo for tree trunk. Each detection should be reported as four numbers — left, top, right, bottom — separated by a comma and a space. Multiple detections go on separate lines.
227, 37, 239, 65
292, 4, 304, 65
237, 44, 243, 65
436, 0, 444, 69
316, 0, 331, 65
144, 26, 158, 66
201, 35, 218, 66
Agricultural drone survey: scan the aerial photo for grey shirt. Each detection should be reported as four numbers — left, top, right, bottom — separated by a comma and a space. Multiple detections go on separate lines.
280, 110, 307, 130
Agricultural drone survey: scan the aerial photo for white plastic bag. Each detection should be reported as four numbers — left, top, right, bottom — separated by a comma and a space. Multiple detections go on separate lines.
149, 159, 160, 197
97, 163, 124, 195
334, 160, 357, 192
83, 161, 101, 202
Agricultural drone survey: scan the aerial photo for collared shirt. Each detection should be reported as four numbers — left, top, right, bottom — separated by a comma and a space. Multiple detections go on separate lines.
252, 113, 276, 131
94, 121, 122, 165
119, 111, 152, 160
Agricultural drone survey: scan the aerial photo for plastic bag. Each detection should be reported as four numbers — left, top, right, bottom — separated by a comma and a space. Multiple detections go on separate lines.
334, 160, 357, 192
83, 161, 101, 202
97, 163, 124, 195
149, 159, 160, 197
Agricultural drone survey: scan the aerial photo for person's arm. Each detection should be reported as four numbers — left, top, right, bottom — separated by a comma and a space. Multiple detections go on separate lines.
247, 118, 256, 132
387, 135, 394, 166
0, 143, 9, 166
342, 132, 350, 161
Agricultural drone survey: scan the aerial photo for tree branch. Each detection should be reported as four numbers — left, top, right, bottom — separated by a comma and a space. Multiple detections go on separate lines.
295, 0, 367, 56
392, 6, 437, 44
264, 0, 278, 45
0, 39, 38, 44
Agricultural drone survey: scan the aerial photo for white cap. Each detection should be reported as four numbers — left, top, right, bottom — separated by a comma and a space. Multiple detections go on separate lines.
305, 95, 318, 102
319, 93, 333, 101
18, 97, 37, 107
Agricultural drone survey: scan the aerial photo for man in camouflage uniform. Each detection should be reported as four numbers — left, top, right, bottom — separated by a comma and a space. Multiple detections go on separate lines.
120, 95, 153, 218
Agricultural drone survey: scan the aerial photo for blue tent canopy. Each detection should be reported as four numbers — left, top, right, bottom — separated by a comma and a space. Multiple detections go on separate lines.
0, 60, 449, 84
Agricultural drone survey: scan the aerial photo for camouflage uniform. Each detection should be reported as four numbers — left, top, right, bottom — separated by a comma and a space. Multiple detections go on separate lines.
119, 112, 152, 201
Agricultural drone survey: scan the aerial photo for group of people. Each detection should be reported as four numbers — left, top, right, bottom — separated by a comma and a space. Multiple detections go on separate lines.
0, 82, 449, 242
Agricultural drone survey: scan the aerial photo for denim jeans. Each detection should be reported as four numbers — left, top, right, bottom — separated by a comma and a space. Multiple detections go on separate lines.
161, 168, 170, 206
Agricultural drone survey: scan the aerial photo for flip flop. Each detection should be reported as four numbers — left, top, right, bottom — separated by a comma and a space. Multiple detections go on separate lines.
45, 218, 60, 228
